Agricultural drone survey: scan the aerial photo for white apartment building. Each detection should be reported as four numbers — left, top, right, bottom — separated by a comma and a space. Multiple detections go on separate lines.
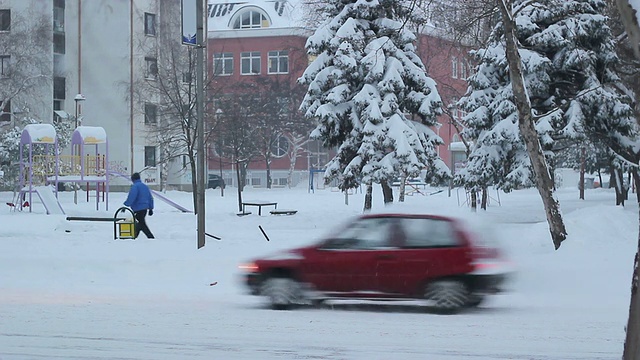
0, 0, 189, 191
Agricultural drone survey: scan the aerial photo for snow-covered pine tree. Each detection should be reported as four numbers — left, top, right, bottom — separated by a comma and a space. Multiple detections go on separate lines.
299, 0, 448, 203
458, 0, 637, 193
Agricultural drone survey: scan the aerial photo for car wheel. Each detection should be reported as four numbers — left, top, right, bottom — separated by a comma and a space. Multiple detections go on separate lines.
424, 280, 469, 313
261, 277, 304, 310
467, 294, 485, 307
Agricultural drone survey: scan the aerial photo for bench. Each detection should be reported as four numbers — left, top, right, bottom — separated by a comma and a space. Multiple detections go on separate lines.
270, 209, 297, 215
241, 201, 277, 216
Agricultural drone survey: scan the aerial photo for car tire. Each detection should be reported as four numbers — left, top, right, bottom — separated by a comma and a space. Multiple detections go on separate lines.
467, 294, 485, 307
261, 277, 304, 310
424, 280, 469, 313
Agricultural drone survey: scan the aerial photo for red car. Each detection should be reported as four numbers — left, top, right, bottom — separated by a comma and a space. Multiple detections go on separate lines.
240, 213, 511, 312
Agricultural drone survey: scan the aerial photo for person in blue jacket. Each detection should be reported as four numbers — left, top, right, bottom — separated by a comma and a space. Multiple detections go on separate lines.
124, 172, 155, 239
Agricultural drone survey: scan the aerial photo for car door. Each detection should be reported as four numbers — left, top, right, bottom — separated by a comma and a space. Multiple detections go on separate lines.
300, 217, 393, 294
375, 217, 461, 296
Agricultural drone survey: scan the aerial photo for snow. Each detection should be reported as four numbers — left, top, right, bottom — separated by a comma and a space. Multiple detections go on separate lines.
21, 124, 56, 144
0, 184, 635, 358
207, 0, 307, 32
72, 126, 107, 144
630, 0, 640, 26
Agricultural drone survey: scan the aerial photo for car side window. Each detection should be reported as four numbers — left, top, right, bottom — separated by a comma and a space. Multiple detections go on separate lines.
324, 218, 395, 249
401, 218, 459, 248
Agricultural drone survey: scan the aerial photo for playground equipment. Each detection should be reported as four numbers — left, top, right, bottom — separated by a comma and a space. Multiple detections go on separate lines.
19, 125, 110, 213
18, 124, 64, 214
60, 126, 110, 210
113, 207, 136, 239
109, 171, 192, 213
16, 124, 190, 215
64, 206, 136, 239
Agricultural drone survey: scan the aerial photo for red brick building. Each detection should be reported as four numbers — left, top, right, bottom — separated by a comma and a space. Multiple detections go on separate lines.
206, 0, 469, 187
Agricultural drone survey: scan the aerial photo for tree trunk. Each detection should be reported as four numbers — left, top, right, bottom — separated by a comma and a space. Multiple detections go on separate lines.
364, 183, 372, 212
265, 154, 272, 189
189, 153, 198, 214
580, 146, 586, 200
470, 188, 477, 212
498, 0, 567, 250
624, 170, 640, 359
481, 186, 488, 210
615, 168, 626, 206
381, 180, 393, 205
399, 174, 406, 203
235, 160, 243, 212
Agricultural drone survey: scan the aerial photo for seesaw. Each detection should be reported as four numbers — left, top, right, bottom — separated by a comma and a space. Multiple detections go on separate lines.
65, 207, 137, 239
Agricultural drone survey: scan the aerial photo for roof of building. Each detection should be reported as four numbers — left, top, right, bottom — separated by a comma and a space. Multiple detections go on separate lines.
207, 0, 308, 33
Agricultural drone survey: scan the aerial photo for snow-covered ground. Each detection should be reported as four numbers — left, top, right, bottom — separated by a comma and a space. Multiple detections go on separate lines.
0, 183, 636, 359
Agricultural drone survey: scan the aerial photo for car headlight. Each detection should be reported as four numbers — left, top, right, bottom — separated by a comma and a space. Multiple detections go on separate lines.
238, 262, 259, 272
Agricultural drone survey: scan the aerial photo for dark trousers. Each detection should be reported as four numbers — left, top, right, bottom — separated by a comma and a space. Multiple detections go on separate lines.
134, 209, 155, 239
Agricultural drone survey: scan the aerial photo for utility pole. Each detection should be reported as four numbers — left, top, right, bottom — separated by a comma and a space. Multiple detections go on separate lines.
196, 0, 206, 249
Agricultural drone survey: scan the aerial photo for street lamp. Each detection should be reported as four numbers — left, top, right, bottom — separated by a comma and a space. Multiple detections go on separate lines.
74, 93, 85, 128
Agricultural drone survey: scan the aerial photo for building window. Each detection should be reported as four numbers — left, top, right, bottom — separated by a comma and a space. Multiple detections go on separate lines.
54, 33, 65, 54
241, 51, 260, 75
213, 53, 233, 75
145, 103, 157, 124
53, 77, 66, 100
0, 55, 10, 76
451, 56, 458, 79
145, 57, 158, 79
144, 13, 156, 36
182, 71, 192, 83
53, 1, 65, 32
271, 135, 289, 157
0, 100, 10, 122
268, 50, 288, 74
144, 146, 156, 167
232, 9, 269, 29
0, 10, 10, 31
460, 60, 468, 80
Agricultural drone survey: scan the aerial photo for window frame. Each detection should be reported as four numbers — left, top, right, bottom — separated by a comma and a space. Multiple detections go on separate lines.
267, 50, 289, 74
144, 12, 156, 36
145, 56, 158, 80
144, 146, 157, 167
0, 9, 10, 32
0, 99, 10, 122
231, 9, 270, 29
0, 55, 10, 76
54, 33, 65, 54
240, 51, 261, 75
270, 135, 289, 158
451, 56, 458, 79
213, 52, 234, 76
144, 103, 157, 125
53, 76, 66, 101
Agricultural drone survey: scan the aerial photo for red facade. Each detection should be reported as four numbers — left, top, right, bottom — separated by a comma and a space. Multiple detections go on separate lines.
206, 29, 469, 178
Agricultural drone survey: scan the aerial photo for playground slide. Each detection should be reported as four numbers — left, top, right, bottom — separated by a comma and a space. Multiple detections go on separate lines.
108, 171, 192, 213
34, 186, 65, 215
150, 190, 192, 213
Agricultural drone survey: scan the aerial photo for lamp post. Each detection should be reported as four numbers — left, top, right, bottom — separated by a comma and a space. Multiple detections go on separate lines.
74, 93, 85, 128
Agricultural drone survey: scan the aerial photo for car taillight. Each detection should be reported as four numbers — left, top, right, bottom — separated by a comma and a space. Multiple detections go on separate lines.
238, 262, 259, 272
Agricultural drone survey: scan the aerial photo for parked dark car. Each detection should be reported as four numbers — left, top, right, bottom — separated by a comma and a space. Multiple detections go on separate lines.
207, 174, 225, 189
239, 213, 512, 312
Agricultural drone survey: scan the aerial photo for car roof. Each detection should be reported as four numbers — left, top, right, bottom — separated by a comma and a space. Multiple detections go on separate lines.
359, 213, 455, 222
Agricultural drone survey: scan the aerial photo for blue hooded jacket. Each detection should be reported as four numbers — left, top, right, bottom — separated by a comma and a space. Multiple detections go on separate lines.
124, 179, 154, 212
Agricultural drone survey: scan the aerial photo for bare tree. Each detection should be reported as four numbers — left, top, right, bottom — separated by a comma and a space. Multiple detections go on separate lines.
215, 88, 262, 212
128, 4, 221, 211
497, 0, 567, 249
606, 1, 640, 358
0, 7, 54, 189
